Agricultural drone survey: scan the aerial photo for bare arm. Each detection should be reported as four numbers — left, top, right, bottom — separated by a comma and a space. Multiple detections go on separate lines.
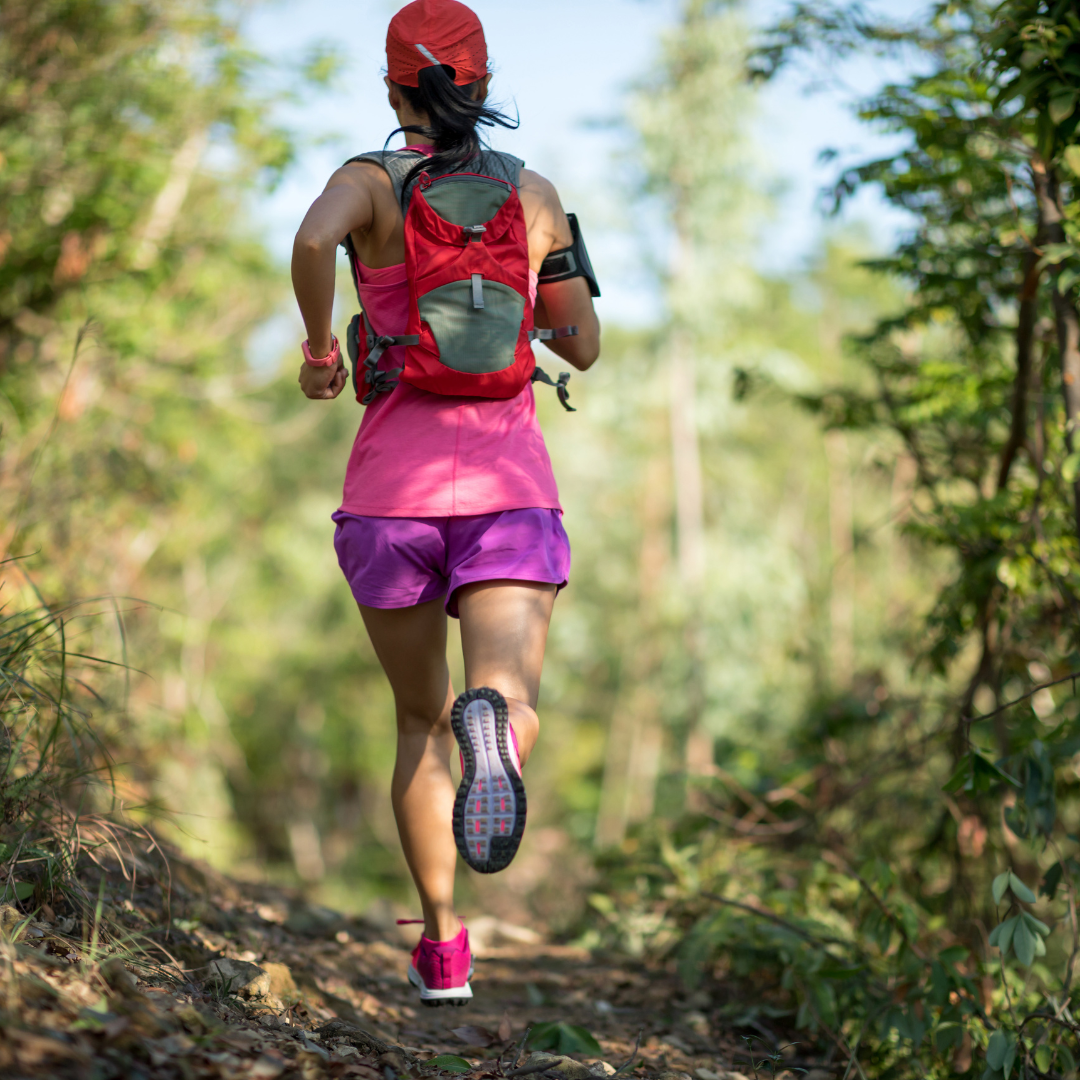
518, 169, 600, 372
291, 166, 376, 399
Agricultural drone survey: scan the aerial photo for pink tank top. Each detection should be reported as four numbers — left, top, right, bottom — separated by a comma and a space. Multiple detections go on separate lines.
339, 260, 561, 518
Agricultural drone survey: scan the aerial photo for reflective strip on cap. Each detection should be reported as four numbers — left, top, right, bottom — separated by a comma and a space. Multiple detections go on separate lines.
414, 43, 441, 66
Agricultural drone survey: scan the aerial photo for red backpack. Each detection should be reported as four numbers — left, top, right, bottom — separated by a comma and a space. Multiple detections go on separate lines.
342, 148, 577, 410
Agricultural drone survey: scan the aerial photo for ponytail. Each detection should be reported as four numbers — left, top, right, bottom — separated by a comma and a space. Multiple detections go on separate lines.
388, 64, 518, 206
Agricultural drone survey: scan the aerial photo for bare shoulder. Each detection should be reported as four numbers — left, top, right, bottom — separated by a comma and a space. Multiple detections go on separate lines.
320, 159, 393, 198
517, 168, 573, 255
517, 167, 561, 208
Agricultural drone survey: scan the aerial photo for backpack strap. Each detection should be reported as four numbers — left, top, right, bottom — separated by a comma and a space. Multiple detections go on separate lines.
531, 366, 575, 412
471, 150, 525, 189
343, 148, 524, 211
346, 311, 419, 404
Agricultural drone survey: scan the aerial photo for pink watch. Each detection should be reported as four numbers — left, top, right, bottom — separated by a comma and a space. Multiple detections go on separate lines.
302, 335, 340, 367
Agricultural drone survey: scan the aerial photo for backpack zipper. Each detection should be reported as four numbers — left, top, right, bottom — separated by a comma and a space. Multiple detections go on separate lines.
425, 173, 513, 193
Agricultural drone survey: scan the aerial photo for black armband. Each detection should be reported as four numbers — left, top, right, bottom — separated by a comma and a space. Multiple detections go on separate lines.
538, 213, 600, 298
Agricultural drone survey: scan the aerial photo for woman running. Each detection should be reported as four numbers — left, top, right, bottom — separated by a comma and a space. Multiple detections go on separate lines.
290, 0, 600, 1008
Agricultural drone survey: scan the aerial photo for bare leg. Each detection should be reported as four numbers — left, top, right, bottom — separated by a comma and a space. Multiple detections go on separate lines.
456, 580, 557, 768
359, 599, 459, 942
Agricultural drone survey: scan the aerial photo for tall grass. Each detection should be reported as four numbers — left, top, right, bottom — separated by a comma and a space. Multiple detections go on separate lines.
0, 567, 167, 930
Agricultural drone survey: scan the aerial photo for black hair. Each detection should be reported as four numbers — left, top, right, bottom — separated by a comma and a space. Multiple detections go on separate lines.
388, 63, 519, 207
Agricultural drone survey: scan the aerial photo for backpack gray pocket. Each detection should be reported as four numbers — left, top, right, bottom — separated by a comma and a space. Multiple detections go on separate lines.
419, 279, 524, 374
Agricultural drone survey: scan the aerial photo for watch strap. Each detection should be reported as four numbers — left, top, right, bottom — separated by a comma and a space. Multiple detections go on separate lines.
303, 336, 340, 367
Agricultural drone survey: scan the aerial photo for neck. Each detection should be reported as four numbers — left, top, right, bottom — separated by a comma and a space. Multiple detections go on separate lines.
397, 114, 432, 146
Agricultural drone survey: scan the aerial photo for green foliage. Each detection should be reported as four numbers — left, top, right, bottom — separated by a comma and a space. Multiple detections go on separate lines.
585, 4, 1080, 1077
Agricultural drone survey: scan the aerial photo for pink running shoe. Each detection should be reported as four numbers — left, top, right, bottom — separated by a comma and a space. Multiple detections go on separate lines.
406, 922, 474, 1007
451, 687, 526, 873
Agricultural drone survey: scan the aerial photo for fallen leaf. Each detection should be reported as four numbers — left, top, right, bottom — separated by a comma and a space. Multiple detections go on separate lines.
248, 1055, 286, 1079
452, 1025, 496, 1048
498, 1013, 513, 1043
103, 1016, 130, 1040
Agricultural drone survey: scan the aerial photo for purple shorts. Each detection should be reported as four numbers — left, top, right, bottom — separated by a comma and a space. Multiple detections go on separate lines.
332, 508, 571, 618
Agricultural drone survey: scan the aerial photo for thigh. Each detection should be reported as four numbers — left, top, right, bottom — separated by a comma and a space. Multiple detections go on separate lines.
457, 580, 556, 709
360, 598, 451, 721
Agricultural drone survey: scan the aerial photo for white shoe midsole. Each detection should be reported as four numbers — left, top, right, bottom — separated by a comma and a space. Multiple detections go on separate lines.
407, 962, 474, 1000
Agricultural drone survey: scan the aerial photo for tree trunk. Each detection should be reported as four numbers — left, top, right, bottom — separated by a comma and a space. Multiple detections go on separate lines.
669, 330, 705, 586
132, 128, 207, 270
1032, 158, 1080, 542
595, 452, 670, 848
997, 247, 1041, 490
825, 429, 854, 687
888, 452, 917, 620
1054, 286, 1080, 539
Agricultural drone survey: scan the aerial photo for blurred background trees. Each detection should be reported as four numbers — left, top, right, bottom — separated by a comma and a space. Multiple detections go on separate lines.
6, 0, 1080, 1074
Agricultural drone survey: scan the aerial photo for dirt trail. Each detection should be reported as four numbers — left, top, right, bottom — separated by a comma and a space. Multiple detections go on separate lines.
0, 848, 816, 1080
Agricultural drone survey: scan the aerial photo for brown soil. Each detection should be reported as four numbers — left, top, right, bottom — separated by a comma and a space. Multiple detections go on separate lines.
0, 844, 821, 1080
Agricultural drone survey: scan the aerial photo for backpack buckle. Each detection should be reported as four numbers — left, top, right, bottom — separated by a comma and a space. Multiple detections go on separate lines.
462, 225, 486, 243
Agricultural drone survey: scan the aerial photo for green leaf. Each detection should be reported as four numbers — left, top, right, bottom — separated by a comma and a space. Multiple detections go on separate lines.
1009, 872, 1036, 904
1041, 862, 1065, 899
1003, 1034, 1018, 1080
992, 871, 1010, 905
1064, 145, 1080, 178
1062, 452, 1080, 484
1013, 917, 1036, 967
526, 1022, 603, 1056
0, 843, 13, 861
7, 882, 35, 901
996, 915, 1019, 957
1021, 911, 1050, 936
1036, 1045, 1052, 1073
1059, 1044, 1076, 1073
939, 945, 968, 967
427, 1056, 473, 1073
935, 1022, 962, 1051
816, 960, 863, 979
987, 1030, 1008, 1070
943, 759, 970, 793
1049, 92, 1078, 125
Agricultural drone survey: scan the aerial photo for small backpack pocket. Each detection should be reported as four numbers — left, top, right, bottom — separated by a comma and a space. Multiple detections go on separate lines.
418, 278, 525, 374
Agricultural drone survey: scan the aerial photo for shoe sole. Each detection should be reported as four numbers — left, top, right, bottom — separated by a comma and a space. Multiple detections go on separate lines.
408, 963, 473, 1007
451, 687, 526, 874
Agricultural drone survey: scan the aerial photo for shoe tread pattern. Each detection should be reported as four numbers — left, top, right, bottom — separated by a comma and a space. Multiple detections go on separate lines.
451, 687, 526, 874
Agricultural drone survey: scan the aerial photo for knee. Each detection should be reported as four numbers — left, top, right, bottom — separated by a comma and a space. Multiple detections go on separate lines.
397, 706, 450, 740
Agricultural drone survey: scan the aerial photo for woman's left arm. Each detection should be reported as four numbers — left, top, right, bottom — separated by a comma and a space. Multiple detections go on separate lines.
519, 169, 600, 372
292, 168, 375, 399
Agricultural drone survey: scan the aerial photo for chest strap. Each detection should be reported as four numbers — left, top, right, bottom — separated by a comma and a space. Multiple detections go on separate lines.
528, 325, 578, 342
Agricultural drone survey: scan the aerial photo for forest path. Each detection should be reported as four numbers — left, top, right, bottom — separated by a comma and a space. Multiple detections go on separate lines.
0, 848, 808, 1080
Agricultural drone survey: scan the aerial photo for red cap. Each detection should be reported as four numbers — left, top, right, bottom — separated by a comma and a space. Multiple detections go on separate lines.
386, 0, 488, 88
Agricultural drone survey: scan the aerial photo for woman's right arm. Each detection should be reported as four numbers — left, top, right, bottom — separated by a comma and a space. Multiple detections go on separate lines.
291, 167, 375, 399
